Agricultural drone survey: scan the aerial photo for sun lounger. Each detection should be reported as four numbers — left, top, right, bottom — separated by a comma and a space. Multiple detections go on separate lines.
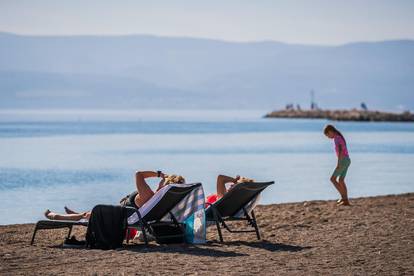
31, 183, 202, 246
205, 181, 274, 242
30, 219, 88, 245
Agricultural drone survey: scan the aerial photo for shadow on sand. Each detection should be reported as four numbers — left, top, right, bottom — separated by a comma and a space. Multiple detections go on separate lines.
54, 240, 309, 256
120, 243, 248, 257
214, 240, 312, 252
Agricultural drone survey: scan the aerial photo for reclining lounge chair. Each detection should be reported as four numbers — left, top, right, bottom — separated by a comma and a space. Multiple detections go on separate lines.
205, 181, 274, 242
31, 183, 202, 246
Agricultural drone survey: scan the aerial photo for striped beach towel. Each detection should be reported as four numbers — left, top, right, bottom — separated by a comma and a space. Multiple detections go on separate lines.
164, 184, 206, 244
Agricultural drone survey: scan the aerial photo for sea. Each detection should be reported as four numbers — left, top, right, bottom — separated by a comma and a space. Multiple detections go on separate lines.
0, 109, 413, 225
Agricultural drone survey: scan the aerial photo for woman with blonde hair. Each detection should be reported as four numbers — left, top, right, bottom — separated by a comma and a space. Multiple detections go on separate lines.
44, 170, 185, 221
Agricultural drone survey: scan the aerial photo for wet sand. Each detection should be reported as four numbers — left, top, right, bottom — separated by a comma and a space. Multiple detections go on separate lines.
1, 193, 413, 275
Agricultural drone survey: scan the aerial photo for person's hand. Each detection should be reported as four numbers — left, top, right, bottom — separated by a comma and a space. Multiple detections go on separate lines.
156, 178, 166, 191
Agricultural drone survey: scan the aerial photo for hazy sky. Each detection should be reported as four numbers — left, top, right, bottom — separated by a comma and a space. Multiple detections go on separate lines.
1, 0, 413, 45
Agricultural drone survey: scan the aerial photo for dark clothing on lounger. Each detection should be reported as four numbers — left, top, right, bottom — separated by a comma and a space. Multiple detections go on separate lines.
85, 205, 128, 250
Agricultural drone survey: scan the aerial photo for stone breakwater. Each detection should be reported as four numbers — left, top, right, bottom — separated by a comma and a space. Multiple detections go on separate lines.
264, 109, 414, 122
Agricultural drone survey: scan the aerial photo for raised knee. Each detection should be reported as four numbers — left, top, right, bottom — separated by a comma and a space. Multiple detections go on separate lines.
330, 176, 337, 183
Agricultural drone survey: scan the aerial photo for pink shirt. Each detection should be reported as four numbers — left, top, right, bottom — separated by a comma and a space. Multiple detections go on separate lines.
334, 134, 349, 158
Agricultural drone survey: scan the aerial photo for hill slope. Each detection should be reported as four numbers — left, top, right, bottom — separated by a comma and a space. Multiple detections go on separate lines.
0, 32, 413, 110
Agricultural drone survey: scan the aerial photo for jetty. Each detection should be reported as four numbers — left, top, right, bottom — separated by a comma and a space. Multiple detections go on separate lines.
264, 108, 414, 122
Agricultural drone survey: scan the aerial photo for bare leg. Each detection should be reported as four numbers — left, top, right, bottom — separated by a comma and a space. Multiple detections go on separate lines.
338, 178, 348, 200
64, 206, 78, 214
338, 177, 350, 205
45, 209, 91, 221
330, 176, 345, 200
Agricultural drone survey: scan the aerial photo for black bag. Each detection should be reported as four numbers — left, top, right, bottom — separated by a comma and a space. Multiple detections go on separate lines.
149, 221, 186, 244
85, 205, 128, 250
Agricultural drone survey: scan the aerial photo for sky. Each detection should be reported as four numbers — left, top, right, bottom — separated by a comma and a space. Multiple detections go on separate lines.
0, 0, 414, 45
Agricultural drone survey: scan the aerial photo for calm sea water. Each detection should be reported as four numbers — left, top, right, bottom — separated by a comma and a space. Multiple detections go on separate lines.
1, 109, 413, 225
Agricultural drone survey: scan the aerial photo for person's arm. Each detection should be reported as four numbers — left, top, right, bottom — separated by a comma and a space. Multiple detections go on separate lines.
337, 144, 343, 166
156, 172, 167, 192
334, 137, 343, 166
216, 174, 239, 199
134, 171, 162, 207
136, 171, 158, 179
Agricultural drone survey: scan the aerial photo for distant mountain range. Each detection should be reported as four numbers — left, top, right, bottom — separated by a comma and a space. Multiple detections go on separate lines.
0, 32, 413, 110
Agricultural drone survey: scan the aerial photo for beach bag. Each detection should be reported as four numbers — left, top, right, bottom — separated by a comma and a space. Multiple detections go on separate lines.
149, 221, 186, 244
85, 205, 128, 250
184, 209, 206, 244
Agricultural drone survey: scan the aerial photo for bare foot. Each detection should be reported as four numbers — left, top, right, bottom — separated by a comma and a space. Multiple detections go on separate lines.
44, 209, 56, 219
64, 206, 77, 214
338, 200, 351, 206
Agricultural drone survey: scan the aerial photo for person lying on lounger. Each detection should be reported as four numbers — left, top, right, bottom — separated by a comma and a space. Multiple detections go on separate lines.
206, 174, 254, 205
44, 170, 186, 221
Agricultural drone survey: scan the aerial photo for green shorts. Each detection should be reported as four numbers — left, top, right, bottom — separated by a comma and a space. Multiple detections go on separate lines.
332, 157, 351, 178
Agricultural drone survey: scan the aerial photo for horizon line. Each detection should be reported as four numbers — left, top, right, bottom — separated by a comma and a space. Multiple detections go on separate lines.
1, 31, 413, 47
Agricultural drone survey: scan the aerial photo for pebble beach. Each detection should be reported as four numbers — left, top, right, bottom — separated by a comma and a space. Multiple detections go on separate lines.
1, 193, 413, 275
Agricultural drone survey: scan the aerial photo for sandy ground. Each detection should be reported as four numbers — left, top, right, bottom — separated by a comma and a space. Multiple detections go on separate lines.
0, 193, 413, 275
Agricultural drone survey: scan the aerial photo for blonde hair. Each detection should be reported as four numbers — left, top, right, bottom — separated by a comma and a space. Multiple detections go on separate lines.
237, 176, 254, 183
164, 174, 186, 185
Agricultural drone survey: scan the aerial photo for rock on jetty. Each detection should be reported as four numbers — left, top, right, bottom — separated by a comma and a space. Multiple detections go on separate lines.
264, 109, 414, 122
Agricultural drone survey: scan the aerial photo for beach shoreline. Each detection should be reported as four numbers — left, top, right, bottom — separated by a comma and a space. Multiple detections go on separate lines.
1, 193, 413, 275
